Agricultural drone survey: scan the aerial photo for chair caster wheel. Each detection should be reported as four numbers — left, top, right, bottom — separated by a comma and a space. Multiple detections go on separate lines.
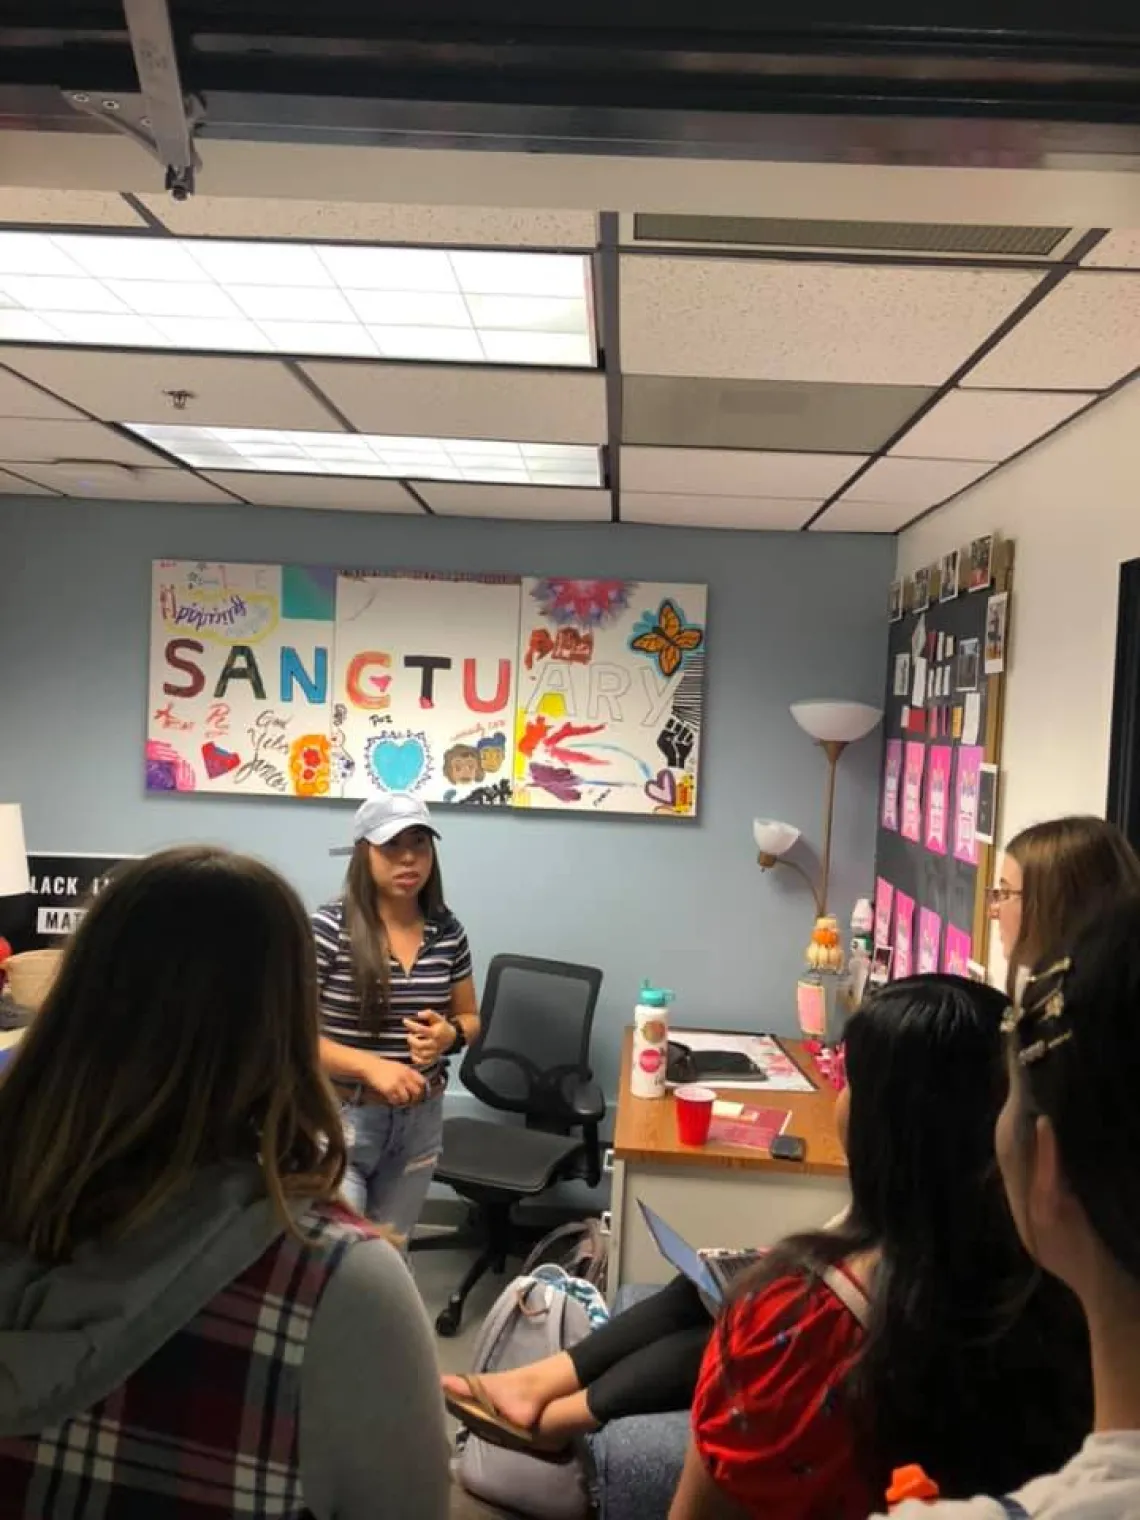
436, 1305, 462, 1338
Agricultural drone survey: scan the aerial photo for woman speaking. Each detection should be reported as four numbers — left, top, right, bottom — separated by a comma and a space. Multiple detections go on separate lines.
315, 793, 478, 1246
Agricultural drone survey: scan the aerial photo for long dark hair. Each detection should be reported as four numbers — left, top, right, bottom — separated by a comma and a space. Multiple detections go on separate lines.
1004, 816, 1140, 995
726, 975, 1090, 1498
1009, 895, 1140, 1286
0, 847, 346, 1263
343, 837, 446, 1034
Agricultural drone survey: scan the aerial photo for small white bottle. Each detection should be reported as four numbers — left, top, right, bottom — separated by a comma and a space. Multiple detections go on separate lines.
631, 982, 674, 1099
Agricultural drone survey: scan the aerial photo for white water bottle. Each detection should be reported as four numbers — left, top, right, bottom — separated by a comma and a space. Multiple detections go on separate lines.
631, 982, 674, 1099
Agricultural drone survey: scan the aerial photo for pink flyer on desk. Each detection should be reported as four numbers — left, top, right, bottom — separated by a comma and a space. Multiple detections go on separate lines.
901, 741, 925, 843
874, 876, 894, 948
917, 907, 941, 974
944, 924, 972, 976
925, 745, 952, 855
881, 739, 902, 831
894, 891, 914, 979
953, 746, 984, 865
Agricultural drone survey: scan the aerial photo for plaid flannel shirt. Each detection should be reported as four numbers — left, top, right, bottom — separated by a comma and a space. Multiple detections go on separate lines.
0, 1201, 374, 1518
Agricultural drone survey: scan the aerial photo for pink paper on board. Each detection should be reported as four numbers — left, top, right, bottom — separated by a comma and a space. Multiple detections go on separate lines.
894, 891, 915, 980
796, 979, 827, 1039
901, 741, 926, 843
917, 907, 942, 974
925, 745, 952, 855
953, 746, 985, 865
874, 877, 894, 949
881, 739, 902, 831
944, 925, 973, 977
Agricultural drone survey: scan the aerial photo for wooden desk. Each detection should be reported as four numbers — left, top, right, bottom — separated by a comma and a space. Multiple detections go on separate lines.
607, 1030, 850, 1294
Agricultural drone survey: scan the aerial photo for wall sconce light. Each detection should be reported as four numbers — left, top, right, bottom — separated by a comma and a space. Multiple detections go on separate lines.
755, 700, 882, 918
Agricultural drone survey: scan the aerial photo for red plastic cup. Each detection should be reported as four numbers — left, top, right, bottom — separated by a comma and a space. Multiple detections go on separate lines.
675, 1084, 716, 1146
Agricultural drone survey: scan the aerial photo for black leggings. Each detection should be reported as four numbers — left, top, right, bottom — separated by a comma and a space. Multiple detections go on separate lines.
566, 1275, 712, 1424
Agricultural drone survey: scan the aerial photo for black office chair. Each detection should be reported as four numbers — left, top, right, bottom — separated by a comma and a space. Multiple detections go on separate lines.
414, 953, 605, 1337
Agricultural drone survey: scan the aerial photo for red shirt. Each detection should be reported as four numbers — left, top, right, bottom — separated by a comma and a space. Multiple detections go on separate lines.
692, 1267, 874, 1520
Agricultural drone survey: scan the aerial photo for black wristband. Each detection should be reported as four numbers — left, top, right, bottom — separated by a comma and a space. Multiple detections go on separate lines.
447, 1015, 468, 1053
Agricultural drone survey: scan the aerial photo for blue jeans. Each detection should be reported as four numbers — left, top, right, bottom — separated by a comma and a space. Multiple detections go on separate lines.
339, 1092, 444, 1247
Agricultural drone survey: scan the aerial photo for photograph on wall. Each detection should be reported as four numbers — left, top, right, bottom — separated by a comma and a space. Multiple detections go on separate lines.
939, 549, 960, 602
984, 592, 1009, 675
874, 876, 894, 949
944, 924, 973, 976
333, 571, 521, 806
976, 763, 999, 845
881, 740, 902, 832
512, 578, 707, 816
955, 637, 981, 693
892, 652, 910, 698
967, 534, 994, 593
893, 891, 914, 980
913, 566, 931, 614
953, 745, 985, 866
900, 741, 926, 844
147, 560, 335, 798
869, 943, 893, 988
888, 580, 903, 623
917, 907, 942, 975
924, 744, 952, 856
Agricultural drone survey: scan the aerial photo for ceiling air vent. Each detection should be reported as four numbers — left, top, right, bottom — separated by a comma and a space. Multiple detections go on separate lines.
632, 215, 1069, 258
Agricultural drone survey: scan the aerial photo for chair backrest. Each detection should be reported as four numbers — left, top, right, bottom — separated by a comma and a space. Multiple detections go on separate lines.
460, 954, 603, 1122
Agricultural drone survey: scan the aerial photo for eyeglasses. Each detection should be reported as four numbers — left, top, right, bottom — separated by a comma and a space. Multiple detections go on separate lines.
986, 886, 1022, 906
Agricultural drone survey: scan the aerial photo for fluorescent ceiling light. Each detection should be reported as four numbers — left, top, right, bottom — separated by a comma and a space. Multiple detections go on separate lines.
127, 423, 602, 486
0, 232, 595, 367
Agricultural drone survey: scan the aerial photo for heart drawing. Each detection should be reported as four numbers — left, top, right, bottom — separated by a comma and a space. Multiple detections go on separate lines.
201, 742, 241, 779
366, 734, 429, 793
644, 768, 677, 807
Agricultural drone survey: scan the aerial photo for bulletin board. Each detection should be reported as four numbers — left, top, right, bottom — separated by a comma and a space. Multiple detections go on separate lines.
873, 538, 1013, 980
147, 561, 707, 819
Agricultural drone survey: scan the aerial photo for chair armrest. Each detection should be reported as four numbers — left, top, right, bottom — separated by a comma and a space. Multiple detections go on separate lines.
564, 1076, 606, 1124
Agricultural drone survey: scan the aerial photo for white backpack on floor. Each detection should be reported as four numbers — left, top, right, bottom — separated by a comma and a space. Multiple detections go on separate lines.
451, 1264, 608, 1520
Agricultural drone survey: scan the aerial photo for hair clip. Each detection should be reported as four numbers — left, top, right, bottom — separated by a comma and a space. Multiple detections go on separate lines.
1005, 956, 1073, 1066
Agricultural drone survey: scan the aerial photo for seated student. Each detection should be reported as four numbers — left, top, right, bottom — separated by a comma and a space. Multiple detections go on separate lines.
667, 976, 1092, 1520
446, 978, 1090, 1513
885, 899, 1140, 1519
0, 846, 449, 1520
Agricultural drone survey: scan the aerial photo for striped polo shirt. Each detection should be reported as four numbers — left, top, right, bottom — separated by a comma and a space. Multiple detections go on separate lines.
312, 899, 473, 1074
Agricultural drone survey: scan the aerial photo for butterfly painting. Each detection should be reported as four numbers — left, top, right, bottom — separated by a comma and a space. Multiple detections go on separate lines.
630, 599, 704, 678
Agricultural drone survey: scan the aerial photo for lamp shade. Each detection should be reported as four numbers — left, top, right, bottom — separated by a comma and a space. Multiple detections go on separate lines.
0, 804, 30, 898
753, 819, 801, 857
790, 700, 883, 745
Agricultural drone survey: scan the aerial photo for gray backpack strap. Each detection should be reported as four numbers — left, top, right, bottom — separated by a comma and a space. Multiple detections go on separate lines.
819, 1264, 871, 1329
995, 1502, 1029, 1519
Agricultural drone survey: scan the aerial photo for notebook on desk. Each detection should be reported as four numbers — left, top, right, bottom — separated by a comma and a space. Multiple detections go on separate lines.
637, 1200, 765, 1307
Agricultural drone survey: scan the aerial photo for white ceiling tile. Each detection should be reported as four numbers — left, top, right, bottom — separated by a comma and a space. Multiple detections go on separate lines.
138, 197, 597, 247
0, 467, 55, 495
622, 493, 815, 530
891, 388, 1096, 461
622, 446, 864, 497
0, 417, 165, 467
204, 472, 421, 513
11, 462, 234, 503
809, 500, 915, 533
621, 257, 1042, 385
0, 365, 86, 421
1082, 233, 1140, 269
0, 189, 146, 228
965, 273, 1140, 390
0, 348, 340, 429
839, 456, 993, 506
416, 482, 610, 521
300, 361, 607, 443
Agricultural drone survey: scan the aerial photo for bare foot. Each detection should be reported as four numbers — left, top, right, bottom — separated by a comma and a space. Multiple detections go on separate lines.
537, 1391, 600, 1441
442, 1355, 580, 1433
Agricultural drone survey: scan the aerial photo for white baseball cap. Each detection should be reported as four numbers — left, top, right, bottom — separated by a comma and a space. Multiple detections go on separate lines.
332, 793, 439, 855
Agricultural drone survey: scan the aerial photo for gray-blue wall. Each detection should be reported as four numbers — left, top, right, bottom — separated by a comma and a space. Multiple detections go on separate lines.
1, 495, 891, 1096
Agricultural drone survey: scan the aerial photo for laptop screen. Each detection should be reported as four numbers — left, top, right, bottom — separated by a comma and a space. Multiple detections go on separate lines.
637, 1200, 725, 1306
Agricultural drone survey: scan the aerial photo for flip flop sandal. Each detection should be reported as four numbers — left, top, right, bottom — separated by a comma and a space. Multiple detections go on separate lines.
445, 1375, 573, 1465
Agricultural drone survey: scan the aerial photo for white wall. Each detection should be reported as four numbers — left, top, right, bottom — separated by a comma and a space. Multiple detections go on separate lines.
898, 376, 1140, 849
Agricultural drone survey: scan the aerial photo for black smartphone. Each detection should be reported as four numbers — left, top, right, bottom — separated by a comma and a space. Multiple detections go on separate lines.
770, 1134, 807, 1162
